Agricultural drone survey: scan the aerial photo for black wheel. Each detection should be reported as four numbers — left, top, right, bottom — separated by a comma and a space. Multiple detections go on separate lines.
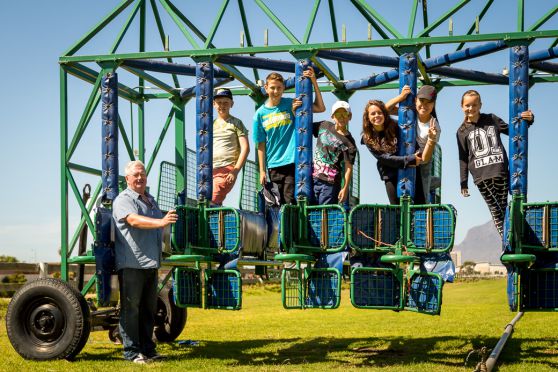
153, 284, 186, 342
6, 278, 91, 360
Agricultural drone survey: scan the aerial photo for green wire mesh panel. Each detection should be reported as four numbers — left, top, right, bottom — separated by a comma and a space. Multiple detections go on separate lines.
204, 269, 242, 310
349, 205, 400, 252
207, 208, 240, 253
173, 206, 200, 252
281, 268, 304, 309
173, 267, 202, 308
186, 148, 197, 203
430, 144, 442, 203
157, 161, 177, 212
350, 152, 360, 207
350, 267, 402, 309
239, 159, 259, 212
523, 203, 558, 250
410, 205, 456, 253
280, 205, 299, 252
305, 206, 347, 253
405, 271, 443, 315
305, 268, 341, 309
520, 269, 558, 310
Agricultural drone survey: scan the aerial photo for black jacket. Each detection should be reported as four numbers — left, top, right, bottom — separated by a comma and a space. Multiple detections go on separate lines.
456, 113, 509, 189
361, 136, 417, 182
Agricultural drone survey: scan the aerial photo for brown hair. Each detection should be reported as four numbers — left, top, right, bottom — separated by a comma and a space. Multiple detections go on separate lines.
266, 72, 285, 84
362, 100, 398, 154
461, 89, 482, 105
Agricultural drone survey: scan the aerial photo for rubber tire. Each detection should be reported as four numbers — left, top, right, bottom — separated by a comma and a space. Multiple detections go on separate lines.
153, 284, 186, 342
6, 278, 91, 360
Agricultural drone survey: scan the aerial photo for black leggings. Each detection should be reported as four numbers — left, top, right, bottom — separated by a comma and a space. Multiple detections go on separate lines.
476, 176, 508, 237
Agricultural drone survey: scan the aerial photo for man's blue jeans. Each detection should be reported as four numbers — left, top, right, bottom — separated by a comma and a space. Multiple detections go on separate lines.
118, 268, 158, 360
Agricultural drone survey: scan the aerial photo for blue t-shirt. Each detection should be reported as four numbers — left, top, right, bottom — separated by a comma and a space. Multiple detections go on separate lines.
252, 97, 295, 169
113, 188, 163, 270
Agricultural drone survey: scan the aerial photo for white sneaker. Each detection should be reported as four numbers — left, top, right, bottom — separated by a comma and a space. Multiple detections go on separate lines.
132, 354, 151, 364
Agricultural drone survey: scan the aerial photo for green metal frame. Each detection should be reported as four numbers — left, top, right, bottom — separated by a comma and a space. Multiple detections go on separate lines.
58, 1, 558, 312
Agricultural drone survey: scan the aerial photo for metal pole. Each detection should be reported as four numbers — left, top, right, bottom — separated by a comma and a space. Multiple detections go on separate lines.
485, 311, 524, 372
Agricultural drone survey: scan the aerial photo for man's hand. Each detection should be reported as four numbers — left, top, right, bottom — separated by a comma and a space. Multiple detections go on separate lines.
461, 188, 470, 197
292, 98, 302, 113
161, 210, 178, 227
259, 172, 266, 186
521, 109, 534, 122
303, 66, 317, 82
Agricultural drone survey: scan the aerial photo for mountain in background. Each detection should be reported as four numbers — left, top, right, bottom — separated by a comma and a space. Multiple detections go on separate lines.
454, 221, 502, 264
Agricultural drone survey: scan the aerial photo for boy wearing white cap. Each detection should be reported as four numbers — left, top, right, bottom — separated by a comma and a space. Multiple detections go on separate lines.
312, 101, 357, 204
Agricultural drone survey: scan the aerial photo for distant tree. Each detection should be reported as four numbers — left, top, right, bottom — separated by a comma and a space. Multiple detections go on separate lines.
2, 273, 27, 284
0, 256, 19, 263
461, 261, 477, 275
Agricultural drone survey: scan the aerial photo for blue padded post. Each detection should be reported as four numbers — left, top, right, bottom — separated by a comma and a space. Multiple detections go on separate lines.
101, 72, 119, 201
509, 45, 529, 196
195, 61, 214, 202
396, 53, 417, 199
294, 59, 313, 201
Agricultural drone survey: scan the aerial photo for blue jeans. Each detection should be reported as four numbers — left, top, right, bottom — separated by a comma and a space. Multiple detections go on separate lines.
118, 268, 158, 360
313, 178, 340, 205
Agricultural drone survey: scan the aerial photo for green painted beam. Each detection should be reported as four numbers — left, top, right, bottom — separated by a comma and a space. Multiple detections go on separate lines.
63, 63, 141, 103
416, 0, 470, 38
255, 0, 300, 44
118, 115, 136, 161
146, 107, 175, 175
407, 0, 419, 38
121, 65, 178, 94
149, 0, 180, 87
456, 0, 494, 50
66, 169, 96, 235
349, 0, 390, 40
327, 0, 344, 80
303, 0, 321, 44
67, 181, 102, 256
518, 0, 525, 32
237, 0, 260, 81
63, 0, 135, 56
158, 0, 201, 48
204, 0, 230, 49
59, 29, 558, 63
351, 0, 403, 39
109, 0, 142, 54
527, 4, 558, 32
60, 67, 69, 281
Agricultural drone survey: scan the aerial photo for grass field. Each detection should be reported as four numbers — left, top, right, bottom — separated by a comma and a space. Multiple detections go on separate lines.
1, 278, 557, 371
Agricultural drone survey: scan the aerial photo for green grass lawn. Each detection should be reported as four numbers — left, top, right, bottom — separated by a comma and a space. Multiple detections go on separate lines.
1, 279, 557, 371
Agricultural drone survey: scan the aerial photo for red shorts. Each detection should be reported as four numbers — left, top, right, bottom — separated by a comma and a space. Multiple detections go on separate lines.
212, 164, 235, 205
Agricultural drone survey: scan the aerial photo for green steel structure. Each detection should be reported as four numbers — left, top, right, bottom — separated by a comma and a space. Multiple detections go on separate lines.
5, 0, 558, 362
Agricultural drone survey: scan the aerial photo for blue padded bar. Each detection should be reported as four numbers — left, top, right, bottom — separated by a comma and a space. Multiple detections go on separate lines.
530, 61, 558, 74
121, 59, 230, 78
429, 66, 508, 84
396, 53, 417, 198
217, 55, 295, 73
294, 59, 313, 201
528, 46, 558, 62
344, 69, 400, 91
101, 72, 119, 201
508, 45, 529, 196
195, 61, 214, 201
423, 40, 506, 69
180, 77, 233, 99
316, 49, 398, 67
94, 206, 115, 306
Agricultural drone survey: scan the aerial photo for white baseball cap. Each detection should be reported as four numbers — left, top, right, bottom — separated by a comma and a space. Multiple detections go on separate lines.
331, 101, 351, 116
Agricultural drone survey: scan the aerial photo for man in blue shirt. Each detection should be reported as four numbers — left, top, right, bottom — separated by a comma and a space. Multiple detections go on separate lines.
113, 160, 178, 363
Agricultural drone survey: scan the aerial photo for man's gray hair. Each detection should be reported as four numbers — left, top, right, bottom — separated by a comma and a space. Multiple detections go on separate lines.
124, 160, 146, 176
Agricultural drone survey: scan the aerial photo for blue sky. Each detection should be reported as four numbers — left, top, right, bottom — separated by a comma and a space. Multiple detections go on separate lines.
0, 1, 557, 262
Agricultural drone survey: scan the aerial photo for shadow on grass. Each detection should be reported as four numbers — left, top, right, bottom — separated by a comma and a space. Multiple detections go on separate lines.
76, 335, 558, 369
